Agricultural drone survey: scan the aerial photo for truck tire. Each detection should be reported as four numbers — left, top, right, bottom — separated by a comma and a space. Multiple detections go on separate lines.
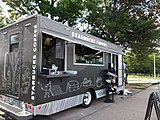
82, 90, 93, 108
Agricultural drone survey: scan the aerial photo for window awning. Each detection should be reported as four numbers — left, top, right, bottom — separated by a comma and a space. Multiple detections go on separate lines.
41, 31, 122, 54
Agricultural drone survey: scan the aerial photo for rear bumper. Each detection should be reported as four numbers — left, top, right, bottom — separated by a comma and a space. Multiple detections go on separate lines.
0, 100, 33, 120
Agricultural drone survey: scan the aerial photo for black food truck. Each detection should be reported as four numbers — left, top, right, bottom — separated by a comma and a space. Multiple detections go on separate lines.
0, 14, 124, 119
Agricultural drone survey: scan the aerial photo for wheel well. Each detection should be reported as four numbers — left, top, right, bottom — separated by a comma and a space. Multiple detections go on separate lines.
88, 88, 96, 99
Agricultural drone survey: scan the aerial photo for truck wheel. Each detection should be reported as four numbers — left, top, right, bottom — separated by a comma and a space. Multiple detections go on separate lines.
82, 90, 93, 108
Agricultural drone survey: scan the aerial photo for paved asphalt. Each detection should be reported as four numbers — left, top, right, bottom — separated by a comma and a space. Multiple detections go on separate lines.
1, 78, 159, 120
32, 83, 158, 120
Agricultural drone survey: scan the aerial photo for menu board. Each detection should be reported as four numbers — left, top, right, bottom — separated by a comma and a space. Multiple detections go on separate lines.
144, 92, 160, 120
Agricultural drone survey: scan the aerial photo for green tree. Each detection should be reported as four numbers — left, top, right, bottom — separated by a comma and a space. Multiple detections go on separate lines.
3, 0, 51, 19
54, 0, 84, 26
2, 0, 160, 58
156, 54, 160, 76
2, 0, 84, 27
84, 0, 160, 57
125, 51, 160, 75
0, 7, 5, 28
0, 6, 10, 28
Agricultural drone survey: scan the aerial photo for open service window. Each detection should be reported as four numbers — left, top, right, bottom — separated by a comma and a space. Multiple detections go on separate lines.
74, 44, 103, 65
41, 33, 65, 73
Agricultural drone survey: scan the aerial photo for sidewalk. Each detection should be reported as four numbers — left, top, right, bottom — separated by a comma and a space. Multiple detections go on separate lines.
80, 85, 158, 120
45, 85, 158, 120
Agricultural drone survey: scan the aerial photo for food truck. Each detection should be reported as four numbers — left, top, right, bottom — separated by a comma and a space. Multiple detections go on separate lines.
0, 14, 124, 119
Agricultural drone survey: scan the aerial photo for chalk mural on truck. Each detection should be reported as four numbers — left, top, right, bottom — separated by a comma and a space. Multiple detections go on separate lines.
38, 76, 104, 98
21, 65, 31, 95
1, 52, 21, 95
1, 51, 32, 96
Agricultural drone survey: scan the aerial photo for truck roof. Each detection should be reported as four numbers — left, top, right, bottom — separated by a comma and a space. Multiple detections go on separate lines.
0, 14, 122, 54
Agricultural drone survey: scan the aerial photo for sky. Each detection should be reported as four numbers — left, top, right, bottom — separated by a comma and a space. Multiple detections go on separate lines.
0, 0, 7, 8
0, 1, 10, 17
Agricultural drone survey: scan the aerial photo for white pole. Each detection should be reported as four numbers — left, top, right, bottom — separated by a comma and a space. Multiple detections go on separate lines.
123, 58, 125, 99
154, 54, 156, 79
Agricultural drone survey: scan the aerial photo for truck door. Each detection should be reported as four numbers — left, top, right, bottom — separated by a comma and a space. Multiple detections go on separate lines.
4, 27, 22, 98
117, 54, 123, 86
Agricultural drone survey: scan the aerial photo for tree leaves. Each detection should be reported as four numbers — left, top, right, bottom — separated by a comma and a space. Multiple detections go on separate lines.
84, 0, 160, 57
1, 0, 160, 56
0, 7, 5, 28
0, 6, 10, 27
55, 0, 84, 26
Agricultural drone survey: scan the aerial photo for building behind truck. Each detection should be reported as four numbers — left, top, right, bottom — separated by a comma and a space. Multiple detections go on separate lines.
0, 14, 124, 119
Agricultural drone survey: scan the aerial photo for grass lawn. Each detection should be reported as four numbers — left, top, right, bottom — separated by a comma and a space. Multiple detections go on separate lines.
127, 74, 159, 90
128, 74, 160, 79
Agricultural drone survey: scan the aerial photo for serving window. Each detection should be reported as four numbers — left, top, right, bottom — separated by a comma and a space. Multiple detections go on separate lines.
75, 44, 103, 65
41, 33, 65, 71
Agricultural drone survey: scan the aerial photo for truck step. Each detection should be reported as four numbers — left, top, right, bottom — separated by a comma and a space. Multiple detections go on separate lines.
0, 100, 33, 120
